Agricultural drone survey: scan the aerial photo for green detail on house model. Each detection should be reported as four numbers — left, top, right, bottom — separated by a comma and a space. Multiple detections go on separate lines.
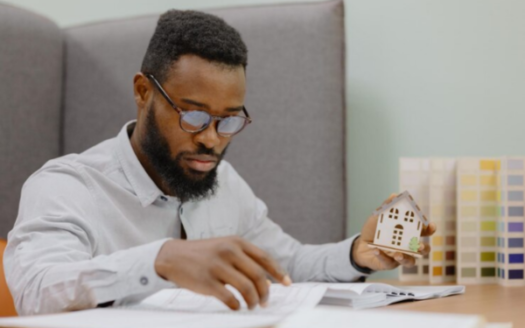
409, 237, 419, 252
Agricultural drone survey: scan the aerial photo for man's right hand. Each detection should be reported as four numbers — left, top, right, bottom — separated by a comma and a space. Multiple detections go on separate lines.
154, 236, 292, 310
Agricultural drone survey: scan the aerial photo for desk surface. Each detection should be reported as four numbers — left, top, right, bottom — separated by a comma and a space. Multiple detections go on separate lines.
1, 282, 522, 327
373, 280, 524, 324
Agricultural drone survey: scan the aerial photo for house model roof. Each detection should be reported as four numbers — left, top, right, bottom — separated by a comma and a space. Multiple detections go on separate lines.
372, 191, 429, 227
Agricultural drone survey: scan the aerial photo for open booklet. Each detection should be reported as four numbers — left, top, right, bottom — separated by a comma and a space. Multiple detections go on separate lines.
320, 282, 465, 309
134, 282, 465, 312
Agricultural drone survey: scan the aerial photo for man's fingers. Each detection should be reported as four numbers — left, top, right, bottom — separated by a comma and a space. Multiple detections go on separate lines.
373, 193, 398, 213
393, 252, 416, 267
214, 263, 260, 310
210, 282, 241, 311
241, 241, 291, 286
383, 193, 397, 205
373, 249, 399, 270
232, 251, 271, 306
421, 222, 437, 237
419, 242, 431, 256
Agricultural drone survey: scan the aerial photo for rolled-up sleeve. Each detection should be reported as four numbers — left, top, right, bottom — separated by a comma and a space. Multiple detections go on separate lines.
4, 164, 173, 315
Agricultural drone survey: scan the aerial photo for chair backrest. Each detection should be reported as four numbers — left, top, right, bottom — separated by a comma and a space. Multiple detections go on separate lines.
61, 1, 346, 243
0, 3, 63, 239
0, 240, 17, 316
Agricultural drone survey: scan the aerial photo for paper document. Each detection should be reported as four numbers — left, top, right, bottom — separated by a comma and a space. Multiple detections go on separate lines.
134, 283, 327, 315
277, 306, 486, 328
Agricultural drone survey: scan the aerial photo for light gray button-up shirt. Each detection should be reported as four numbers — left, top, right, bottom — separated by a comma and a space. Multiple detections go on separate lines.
5, 121, 365, 315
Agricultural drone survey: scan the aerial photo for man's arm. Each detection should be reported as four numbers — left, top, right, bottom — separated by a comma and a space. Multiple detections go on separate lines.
241, 198, 367, 283
4, 164, 173, 315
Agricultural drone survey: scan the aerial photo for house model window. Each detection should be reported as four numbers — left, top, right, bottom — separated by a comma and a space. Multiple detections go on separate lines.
368, 191, 429, 258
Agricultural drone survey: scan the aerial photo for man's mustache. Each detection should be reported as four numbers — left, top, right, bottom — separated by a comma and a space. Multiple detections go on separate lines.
181, 144, 228, 161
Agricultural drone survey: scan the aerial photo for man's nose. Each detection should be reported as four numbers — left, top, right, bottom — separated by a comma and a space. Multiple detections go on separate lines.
194, 122, 221, 150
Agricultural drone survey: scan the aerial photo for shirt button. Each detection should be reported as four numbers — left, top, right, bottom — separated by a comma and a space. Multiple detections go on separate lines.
160, 196, 168, 202
140, 276, 149, 285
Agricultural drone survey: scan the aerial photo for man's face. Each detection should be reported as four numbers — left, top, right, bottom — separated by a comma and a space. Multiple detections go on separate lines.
138, 54, 246, 201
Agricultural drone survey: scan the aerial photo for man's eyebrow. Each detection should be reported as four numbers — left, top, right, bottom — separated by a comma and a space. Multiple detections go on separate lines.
181, 98, 244, 113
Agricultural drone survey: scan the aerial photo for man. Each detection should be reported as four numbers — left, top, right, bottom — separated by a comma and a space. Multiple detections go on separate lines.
5, 10, 435, 315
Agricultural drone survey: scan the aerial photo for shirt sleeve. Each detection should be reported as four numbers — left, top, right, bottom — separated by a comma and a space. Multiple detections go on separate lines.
228, 162, 370, 282
241, 198, 370, 282
4, 163, 174, 315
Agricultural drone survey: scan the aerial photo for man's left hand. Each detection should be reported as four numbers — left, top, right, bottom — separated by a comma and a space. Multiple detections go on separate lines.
351, 193, 437, 271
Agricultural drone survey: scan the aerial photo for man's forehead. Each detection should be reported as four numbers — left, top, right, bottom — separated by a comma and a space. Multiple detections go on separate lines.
163, 55, 246, 96
166, 54, 245, 82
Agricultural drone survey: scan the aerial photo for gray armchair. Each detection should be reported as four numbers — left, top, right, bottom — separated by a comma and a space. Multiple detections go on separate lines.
0, 1, 346, 244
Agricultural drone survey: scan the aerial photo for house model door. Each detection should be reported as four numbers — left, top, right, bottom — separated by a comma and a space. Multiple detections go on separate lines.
393, 224, 404, 247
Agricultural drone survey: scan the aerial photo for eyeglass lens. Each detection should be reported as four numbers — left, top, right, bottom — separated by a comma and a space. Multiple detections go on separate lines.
181, 111, 246, 136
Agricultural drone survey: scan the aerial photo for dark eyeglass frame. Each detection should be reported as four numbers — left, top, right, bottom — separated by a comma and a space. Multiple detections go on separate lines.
145, 73, 252, 137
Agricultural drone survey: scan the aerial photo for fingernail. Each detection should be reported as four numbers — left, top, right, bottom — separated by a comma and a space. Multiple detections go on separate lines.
282, 275, 292, 286
260, 301, 268, 308
395, 255, 403, 261
266, 279, 272, 287
374, 250, 380, 256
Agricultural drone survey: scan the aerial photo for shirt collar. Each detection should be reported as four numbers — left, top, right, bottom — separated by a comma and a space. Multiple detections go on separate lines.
115, 120, 164, 207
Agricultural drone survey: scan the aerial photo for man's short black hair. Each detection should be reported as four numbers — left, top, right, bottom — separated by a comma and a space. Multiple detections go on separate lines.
141, 10, 248, 83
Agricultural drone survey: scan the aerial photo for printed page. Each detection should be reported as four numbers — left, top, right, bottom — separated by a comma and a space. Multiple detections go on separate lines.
0, 308, 282, 328
0, 284, 328, 328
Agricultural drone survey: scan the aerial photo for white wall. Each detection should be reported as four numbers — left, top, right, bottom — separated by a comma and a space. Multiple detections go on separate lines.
4, 0, 525, 279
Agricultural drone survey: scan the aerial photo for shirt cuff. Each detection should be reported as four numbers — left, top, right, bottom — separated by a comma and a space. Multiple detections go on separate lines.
325, 234, 371, 282
349, 234, 374, 276
92, 238, 176, 306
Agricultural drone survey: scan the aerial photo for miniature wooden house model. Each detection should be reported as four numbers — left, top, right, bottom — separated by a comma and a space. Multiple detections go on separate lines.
369, 191, 429, 258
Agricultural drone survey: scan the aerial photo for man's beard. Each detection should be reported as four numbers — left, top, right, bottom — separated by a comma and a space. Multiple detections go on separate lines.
140, 105, 226, 203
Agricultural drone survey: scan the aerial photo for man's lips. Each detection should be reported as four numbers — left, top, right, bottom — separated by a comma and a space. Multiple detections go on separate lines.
185, 155, 218, 172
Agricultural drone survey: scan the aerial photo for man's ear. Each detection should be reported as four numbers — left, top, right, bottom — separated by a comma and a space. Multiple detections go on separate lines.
133, 73, 152, 111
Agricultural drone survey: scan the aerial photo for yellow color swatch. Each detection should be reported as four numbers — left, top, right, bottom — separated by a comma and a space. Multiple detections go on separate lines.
480, 160, 500, 171
460, 175, 477, 186
480, 252, 496, 262
461, 191, 477, 202
480, 206, 497, 217
481, 221, 496, 232
480, 175, 497, 186
460, 206, 477, 217
433, 266, 443, 276
432, 236, 443, 247
433, 252, 443, 261
481, 191, 497, 201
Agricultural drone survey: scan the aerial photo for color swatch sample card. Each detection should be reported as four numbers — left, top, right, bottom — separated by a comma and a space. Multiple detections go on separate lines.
456, 158, 499, 284
497, 157, 525, 286
428, 158, 457, 283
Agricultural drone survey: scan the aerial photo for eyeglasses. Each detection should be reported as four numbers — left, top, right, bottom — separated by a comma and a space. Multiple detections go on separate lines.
145, 74, 252, 137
